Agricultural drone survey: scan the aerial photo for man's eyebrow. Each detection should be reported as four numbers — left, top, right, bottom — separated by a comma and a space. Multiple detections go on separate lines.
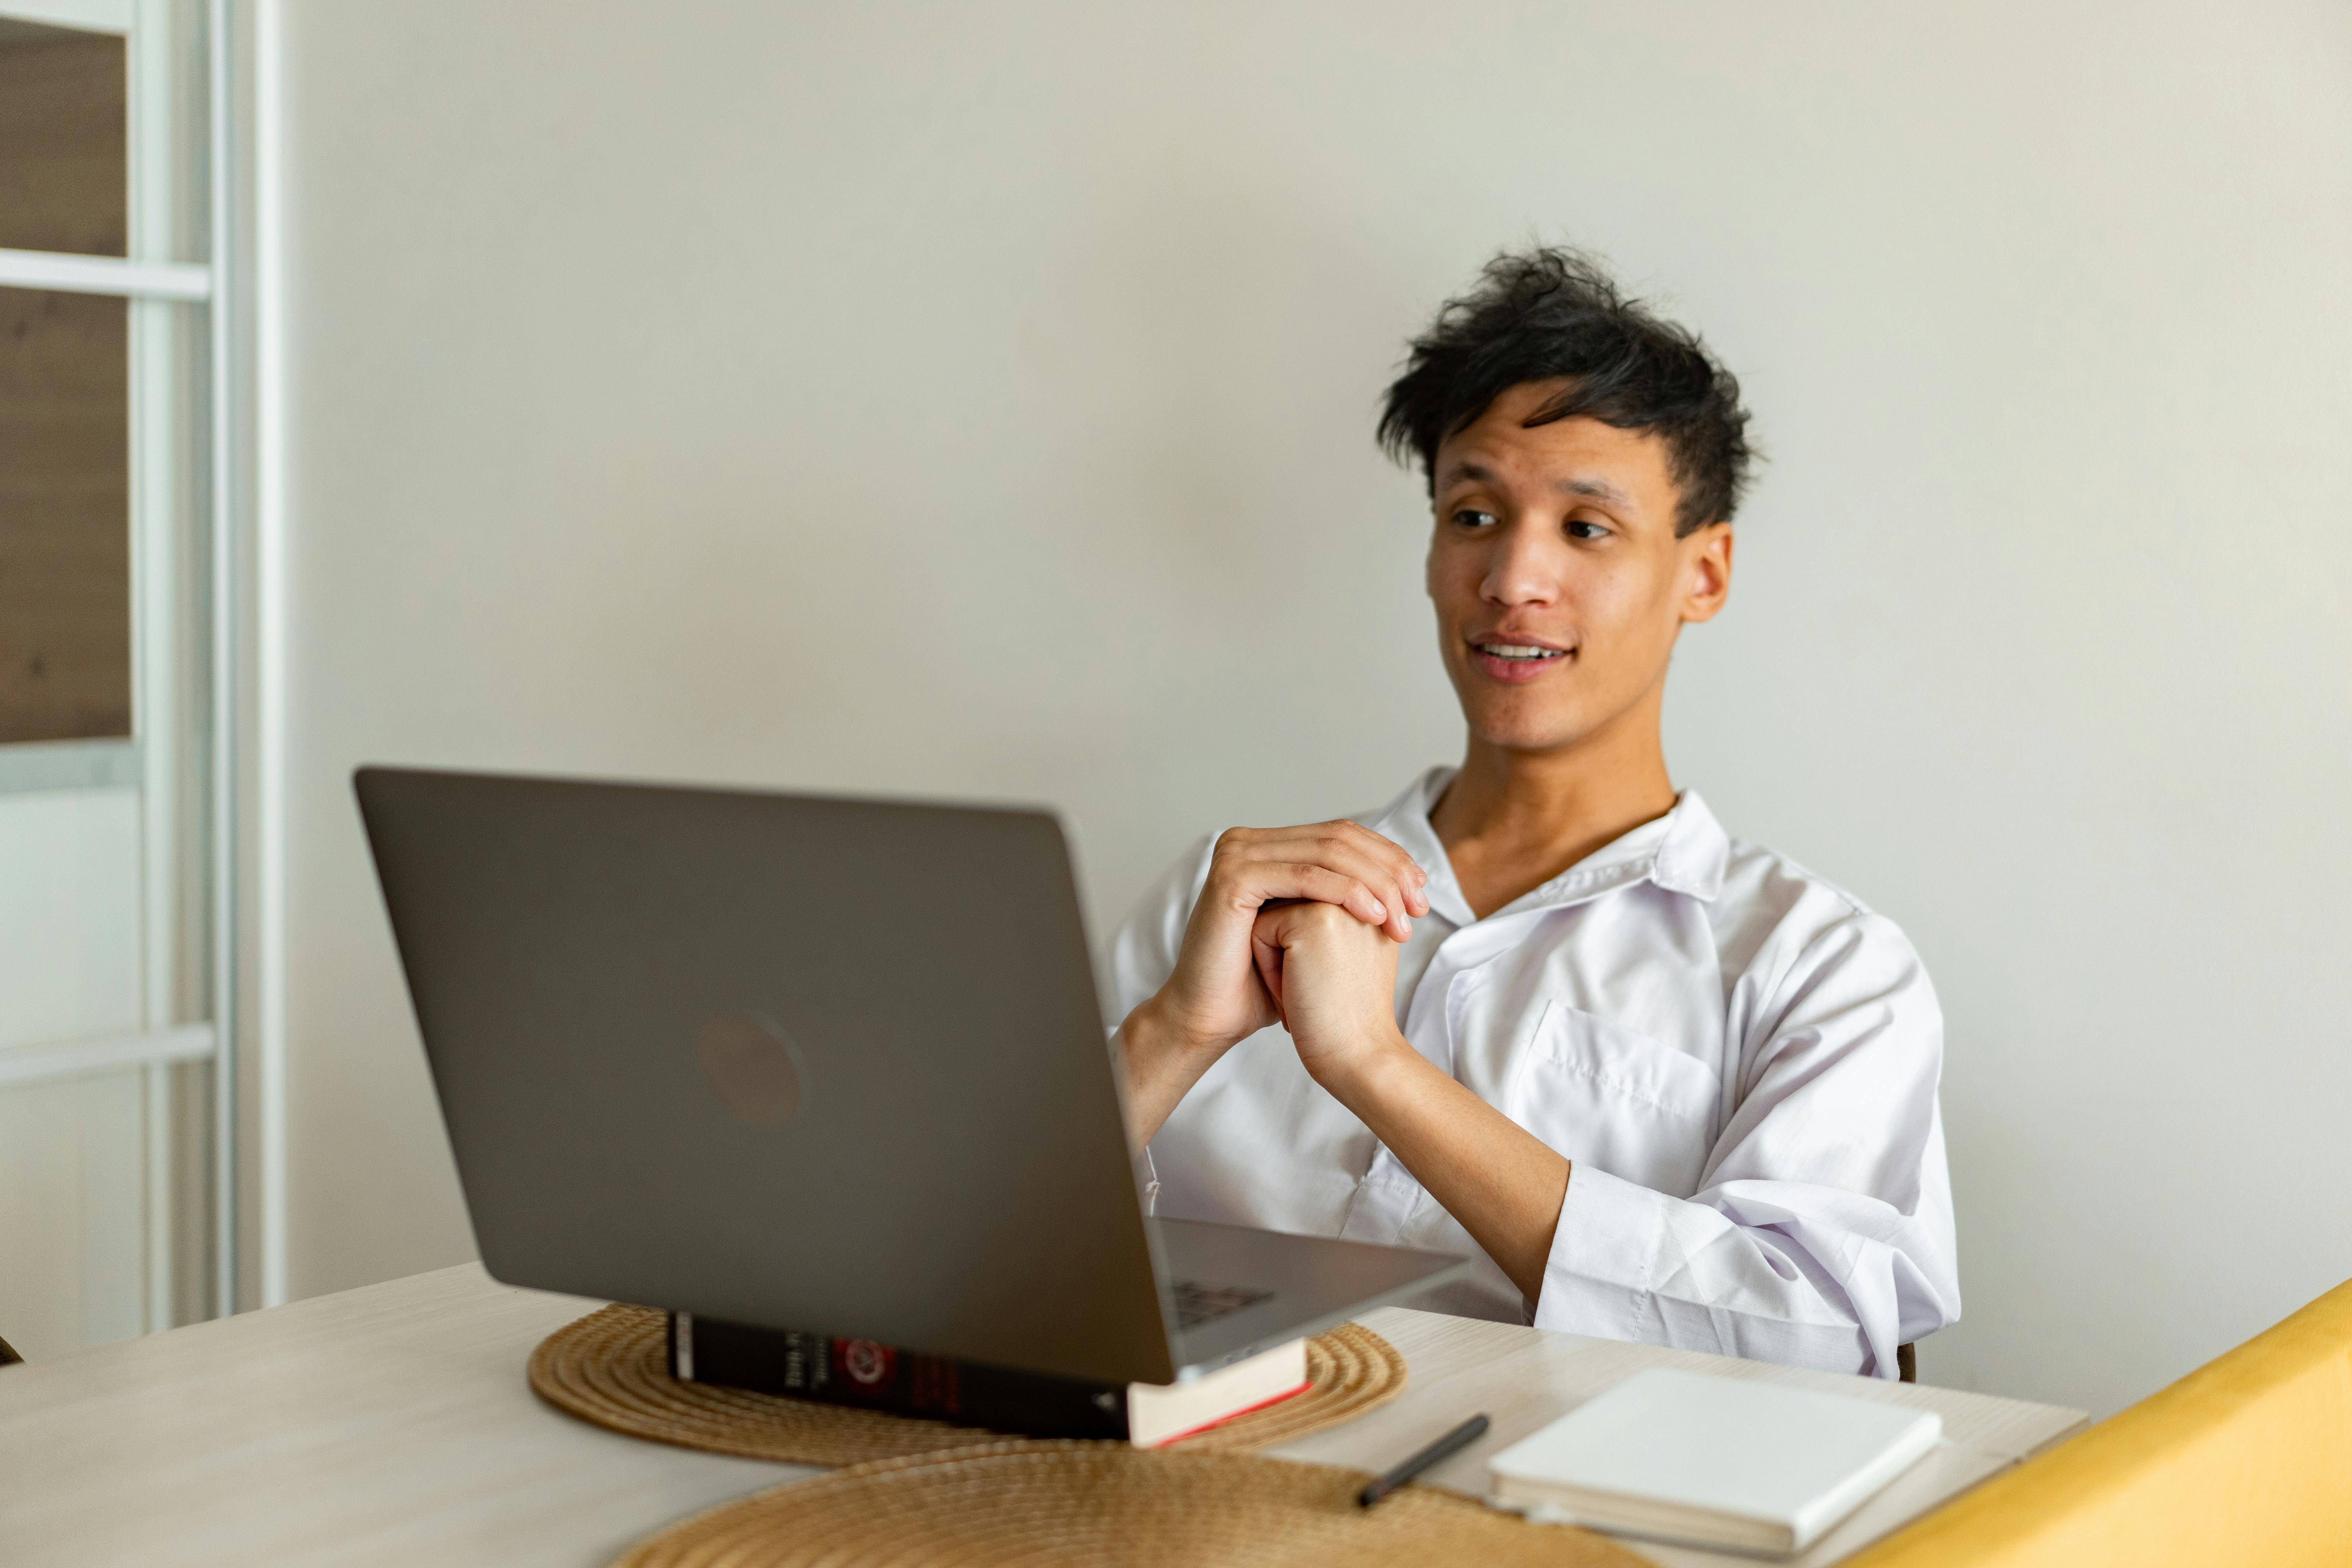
1437, 462, 1637, 510
1436, 459, 1497, 488
1558, 476, 1635, 507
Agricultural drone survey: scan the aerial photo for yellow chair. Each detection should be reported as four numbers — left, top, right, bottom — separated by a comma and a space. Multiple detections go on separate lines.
1852, 1278, 2352, 1567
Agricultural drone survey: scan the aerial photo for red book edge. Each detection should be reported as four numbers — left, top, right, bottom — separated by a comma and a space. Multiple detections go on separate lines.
1138, 1377, 1314, 1448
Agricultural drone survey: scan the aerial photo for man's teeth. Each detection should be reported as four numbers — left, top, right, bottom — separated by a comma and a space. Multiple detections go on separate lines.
1478, 643, 1564, 660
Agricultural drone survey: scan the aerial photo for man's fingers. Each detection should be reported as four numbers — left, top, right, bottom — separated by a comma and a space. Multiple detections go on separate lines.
1250, 930, 1286, 1021
1247, 863, 1392, 929
1226, 821, 1430, 923
1223, 846, 1421, 931
1211, 826, 1425, 942
1317, 820, 1430, 918
1210, 848, 1385, 926
1221, 819, 1423, 877
1264, 842, 1406, 939
1298, 836, 1419, 942
1329, 820, 1431, 909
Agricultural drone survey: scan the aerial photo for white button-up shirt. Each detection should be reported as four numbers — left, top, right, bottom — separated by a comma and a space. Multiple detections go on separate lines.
1105, 769, 1960, 1379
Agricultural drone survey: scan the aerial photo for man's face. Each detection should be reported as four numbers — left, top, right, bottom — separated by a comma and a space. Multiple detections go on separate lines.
1424, 379, 1733, 756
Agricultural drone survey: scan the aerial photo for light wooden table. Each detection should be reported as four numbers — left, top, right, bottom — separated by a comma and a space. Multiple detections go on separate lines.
0, 1264, 2084, 1566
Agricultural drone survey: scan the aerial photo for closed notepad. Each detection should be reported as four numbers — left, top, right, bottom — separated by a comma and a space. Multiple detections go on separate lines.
1488, 1368, 1942, 1555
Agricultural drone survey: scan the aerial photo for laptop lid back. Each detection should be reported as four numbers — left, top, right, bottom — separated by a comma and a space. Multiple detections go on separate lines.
355, 765, 1177, 1387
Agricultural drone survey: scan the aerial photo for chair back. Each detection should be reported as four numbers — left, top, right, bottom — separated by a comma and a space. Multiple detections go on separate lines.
1850, 1278, 2352, 1568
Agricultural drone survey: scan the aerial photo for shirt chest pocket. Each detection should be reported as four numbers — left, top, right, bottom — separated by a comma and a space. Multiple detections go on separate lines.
1504, 1002, 1720, 1198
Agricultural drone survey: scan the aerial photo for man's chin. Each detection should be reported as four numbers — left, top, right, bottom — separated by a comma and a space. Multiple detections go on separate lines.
1444, 665, 1612, 755
1461, 708, 1597, 757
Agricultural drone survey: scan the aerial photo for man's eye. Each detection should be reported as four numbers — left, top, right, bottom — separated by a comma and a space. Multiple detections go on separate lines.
1452, 508, 1498, 529
1567, 519, 1611, 540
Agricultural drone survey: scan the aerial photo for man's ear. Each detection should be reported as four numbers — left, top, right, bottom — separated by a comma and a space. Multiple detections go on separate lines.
1679, 523, 1733, 624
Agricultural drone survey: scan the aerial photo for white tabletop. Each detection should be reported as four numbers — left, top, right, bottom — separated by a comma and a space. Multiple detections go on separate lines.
0, 1264, 2084, 1566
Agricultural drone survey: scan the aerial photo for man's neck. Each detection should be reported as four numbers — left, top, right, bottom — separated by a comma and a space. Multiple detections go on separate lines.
1428, 701, 1679, 921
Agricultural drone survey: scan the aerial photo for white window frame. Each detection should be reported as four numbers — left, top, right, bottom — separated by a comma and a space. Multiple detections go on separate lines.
0, 0, 243, 1325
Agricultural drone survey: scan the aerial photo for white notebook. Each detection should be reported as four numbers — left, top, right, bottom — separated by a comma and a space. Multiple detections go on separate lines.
1487, 1368, 1943, 1556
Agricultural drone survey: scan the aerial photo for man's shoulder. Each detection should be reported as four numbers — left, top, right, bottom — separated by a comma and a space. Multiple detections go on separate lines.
1710, 833, 1926, 975
1719, 834, 1877, 917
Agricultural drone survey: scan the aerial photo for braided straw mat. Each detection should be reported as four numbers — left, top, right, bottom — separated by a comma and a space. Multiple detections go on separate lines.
532, 1305, 1409, 1466
612, 1440, 1646, 1568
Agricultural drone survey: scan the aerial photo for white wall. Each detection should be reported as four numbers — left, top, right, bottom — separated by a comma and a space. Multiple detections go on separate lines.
267, 0, 2352, 1417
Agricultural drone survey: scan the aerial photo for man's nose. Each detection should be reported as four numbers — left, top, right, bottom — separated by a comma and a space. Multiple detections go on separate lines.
1479, 520, 1564, 606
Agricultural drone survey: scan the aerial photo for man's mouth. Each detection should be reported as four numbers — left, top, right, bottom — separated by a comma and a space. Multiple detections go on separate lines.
1468, 637, 1572, 684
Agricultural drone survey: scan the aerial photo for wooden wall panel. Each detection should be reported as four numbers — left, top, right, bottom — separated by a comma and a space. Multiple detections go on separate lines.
0, 287, 132, 743
0, 23, 132, 745
0, 22, 127, 256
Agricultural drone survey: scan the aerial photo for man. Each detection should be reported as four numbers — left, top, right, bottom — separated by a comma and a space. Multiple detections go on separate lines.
1107, 247, 1958, 1379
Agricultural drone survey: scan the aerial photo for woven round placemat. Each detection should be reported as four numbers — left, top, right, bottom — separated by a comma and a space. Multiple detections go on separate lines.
531, 1305, 1407, 1466
613, 1441, 1647, 1568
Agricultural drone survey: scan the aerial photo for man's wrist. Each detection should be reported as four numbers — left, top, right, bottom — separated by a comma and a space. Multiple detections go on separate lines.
1129, 988, 1236, 1066
1304, 1024, 1423, 1105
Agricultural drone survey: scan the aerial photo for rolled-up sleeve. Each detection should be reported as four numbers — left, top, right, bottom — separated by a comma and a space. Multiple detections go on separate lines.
1102, 835, 1219, 1216
1531, 910, 1961, 1379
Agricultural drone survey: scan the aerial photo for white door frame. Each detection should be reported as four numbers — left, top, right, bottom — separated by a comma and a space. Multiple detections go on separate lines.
0, 0, 264, 1326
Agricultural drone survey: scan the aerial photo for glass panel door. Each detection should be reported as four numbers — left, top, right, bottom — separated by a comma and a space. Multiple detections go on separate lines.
0, 2, 213, 1358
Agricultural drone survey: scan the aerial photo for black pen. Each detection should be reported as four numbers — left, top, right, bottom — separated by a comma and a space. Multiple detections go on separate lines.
1357, 1413, 1491, 1507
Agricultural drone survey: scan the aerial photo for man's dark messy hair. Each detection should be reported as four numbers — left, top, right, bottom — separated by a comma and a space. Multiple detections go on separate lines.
1377, 247, 1754, 535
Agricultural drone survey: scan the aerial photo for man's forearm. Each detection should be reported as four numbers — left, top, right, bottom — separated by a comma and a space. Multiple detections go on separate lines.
1317, 1041, 1571, 1302
1114, 991, 1229, 1149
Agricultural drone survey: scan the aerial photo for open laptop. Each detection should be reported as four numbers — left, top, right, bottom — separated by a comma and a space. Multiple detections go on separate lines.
354, 766, 1468, 1386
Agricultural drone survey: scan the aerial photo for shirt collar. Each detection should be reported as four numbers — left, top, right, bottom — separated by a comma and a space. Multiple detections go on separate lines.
1367, 766, 1729, 926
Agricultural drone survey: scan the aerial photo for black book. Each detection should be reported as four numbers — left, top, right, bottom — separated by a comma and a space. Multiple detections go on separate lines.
667, 1311, 1311, 1446
668, 1311, 1128, 1439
